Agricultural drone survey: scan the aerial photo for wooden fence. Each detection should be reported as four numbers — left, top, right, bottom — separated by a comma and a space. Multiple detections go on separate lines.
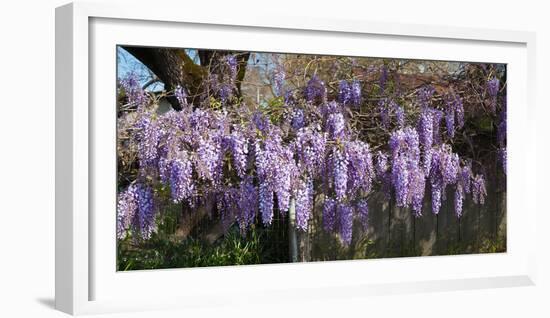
300, 168, 506, 261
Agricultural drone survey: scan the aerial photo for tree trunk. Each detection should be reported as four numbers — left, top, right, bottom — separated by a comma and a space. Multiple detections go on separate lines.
123, 46, 250, 110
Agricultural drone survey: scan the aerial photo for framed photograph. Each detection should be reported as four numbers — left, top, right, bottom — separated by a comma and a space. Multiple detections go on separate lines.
56, 2, 537, 315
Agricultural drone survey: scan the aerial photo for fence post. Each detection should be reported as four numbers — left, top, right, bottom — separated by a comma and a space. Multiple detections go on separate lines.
288, 198, 298, 262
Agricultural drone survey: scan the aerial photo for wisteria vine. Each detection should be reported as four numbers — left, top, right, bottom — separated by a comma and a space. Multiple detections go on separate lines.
117, 58, 505, 247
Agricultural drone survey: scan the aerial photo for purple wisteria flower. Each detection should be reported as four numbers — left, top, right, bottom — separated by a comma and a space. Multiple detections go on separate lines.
135, 183, 156, 239
196, 134, 222, 184
392, 154, 409, 207
409, 168, 426, 217
304, 75, 327, 103
332, 145, 349, 201
295, 126, 327, 176
429, 144, 459, 214
117, 182, 157, 240
378, 98, 391, 128
237, 176, 257, 232
327, 112, 346, 140
432, 109, 443, 145
228, 129, 249, 178
395, 105, 405, 128
338, 80, 351, 105
169, 151, 194, 203
459, 162, 472, 194
117, 184, 138, 239
499, 147, 507, 174
417, 85, 435, 109
346, 140, 374, 196
472, 174, 487, 205
339, 203, 353, 246
454, 185, 464, 218
374, 150, 388, 176
444, 91, 464, 138
254, 129, 295, 216
351, 80, 362, 106
295, 177, 314, 231
259, 182, 274, 225
445, 96, 456, 139
252, 112, 270, 133
323, 197, 337, 232
356, 200, 369, 231
225, 55, 238, 82
417, 108, 434, 175
487, 77, 500, 97
389, 127, 422, 210
291, 108, 305, 130
135, 113, 160, 168
273, 68, 286, 96
120, 72, 148, 109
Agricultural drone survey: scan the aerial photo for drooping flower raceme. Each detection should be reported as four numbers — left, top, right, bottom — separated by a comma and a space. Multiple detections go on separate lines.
499, 147, 507, 174
327, 112, 346, 140
120, 72, 148, 109
339, 203, 353, 246
273, 68, 285, 96
304, 75, 327, 103
295, 126, 327, 176
389, 127, 422, 210
169, 151, 194, 203
135, 183, 156, 240
454, 185, 464, 218
196, 134, 223, 184
345, 140, 374, 196
445, 95, 456, 139
332, 145, 349, 201
459, 162, 472, 194
356, 200, 369, 231
338, 79, 362, 107
295, 177, 314, 231
338, 80, 351, 105
135, 112, 160, 169
258, 181, 274, 225
351, 80, 361, 106
409, 168, 426, 217
291, 108, 305, 130
228, 129, 249, 179
444, 91, 464, 138
417, 108, 434, 175
392, 153, 409, 207
429, 144, 459, 214
117, 184, 138, 239
254, 128, 295, 218
487, 77, 500, 96
432, 109, 443, 145
472, 174, 487, 205
395, 105, 405, 128
417, 85, 435, 109
323, 197, 337, 232
225, 55, 238, 83
237, 176, 258, 232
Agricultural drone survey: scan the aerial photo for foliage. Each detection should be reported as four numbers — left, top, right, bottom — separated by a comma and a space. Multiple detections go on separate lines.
118, 226, 263, 270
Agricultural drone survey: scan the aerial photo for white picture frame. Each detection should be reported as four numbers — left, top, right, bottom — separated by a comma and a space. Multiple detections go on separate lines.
55, 1, 537, 315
